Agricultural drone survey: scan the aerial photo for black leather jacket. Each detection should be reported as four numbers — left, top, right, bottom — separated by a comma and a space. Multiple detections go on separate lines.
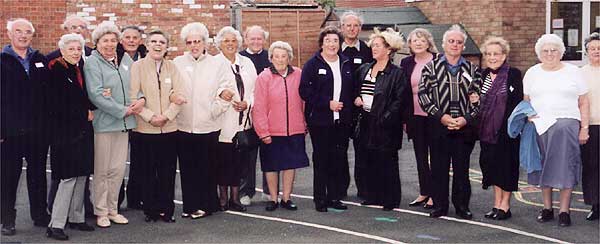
354, 60, 407, 151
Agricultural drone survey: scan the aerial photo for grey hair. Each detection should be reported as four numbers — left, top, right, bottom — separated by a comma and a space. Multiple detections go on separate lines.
584, 32, 600, 55
121, 25, 144, 36
268, 41, 294, 61
215, 26, 243, 51
58, 33, 85, 50
180, 22, 209, 43
442, 24, 467, 43
91, 22, 120, 45
480, 36, 511, 56
340, 11, 363, 26
244, 25, 269, 40
407, 28, 438, 54
6, 18, 35, 33
61, 15, 89, 30
534, 34, 565, 60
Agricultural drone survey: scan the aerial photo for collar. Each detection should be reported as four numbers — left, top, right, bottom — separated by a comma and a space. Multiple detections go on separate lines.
269, 64, 295, 76
2, 45, 34, 60
245, 48, 264, 55
185, 51, 208, 63
439, 54, 467, 67
342, 39, 360, 52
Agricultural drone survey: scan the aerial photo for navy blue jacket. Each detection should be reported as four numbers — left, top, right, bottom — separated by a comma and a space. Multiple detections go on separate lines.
300, 51, 354, 126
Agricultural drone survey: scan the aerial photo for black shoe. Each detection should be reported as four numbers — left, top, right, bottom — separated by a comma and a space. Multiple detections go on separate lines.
423, 203, 434, 209
361, 200, 381, 206
144, 215, 158, 222
329, 200, 348, 210
280, 200, 298, 210
586, 205, 599, 221
408, 197, 429, 207
265, 201, 278, 211
429, 208, 448, 218
228, 201, 247, 212
219, 203, 229, 212
455, 207, 473, 220
558, 212, 571, 227
33, 216, 50, 227
68, 222, 95, 231
160, 214, 175, 223
494, 209, 512, 220
315, 205, 328, 212
537, 208, 554, 223
46, 227, 69, 240
1, 224, 16, 236
484, 208, 498, 219
382, 205, 396, 211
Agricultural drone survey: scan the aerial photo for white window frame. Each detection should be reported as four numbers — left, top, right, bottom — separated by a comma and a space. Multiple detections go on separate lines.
546, 0, 599, 66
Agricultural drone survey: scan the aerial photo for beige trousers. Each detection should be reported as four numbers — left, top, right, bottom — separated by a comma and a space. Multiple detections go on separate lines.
92, 132, 128, 216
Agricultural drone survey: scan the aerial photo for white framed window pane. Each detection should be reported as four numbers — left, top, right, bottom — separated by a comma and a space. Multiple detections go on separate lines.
551, 2, 583, 61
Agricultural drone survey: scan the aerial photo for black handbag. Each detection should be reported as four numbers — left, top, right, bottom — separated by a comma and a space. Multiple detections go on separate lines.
233, 106, 260, 151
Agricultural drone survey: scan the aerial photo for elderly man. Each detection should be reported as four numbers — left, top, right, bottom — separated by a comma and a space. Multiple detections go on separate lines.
418, 25, 481, 220
238, 25, 271, 205
340, 11, 373, 200
1, 18, 51, 236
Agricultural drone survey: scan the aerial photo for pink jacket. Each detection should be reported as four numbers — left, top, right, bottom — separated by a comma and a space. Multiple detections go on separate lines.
252, 66, 306, 138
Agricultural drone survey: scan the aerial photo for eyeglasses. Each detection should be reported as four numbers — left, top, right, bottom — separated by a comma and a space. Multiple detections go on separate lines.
485, 52, 504, 57
13, 29, 33, 36
186, 39, 203, 45
447, 39, 464, 45
541, 48, 559, 55
68, 25, 86, 31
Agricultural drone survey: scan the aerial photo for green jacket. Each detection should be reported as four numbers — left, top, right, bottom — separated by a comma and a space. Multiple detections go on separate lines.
84, 50, 136, 132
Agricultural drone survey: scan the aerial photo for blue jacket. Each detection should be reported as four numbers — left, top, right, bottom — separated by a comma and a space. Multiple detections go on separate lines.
507, 100, 541, 173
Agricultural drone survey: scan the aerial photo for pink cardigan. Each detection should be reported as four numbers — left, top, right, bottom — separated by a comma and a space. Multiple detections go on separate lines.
252, 66, 306, 138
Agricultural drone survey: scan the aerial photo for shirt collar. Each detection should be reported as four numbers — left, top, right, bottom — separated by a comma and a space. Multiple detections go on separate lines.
439, 54, 467, 67
2, 45, 34, 60
342, 39, 360, 52
245, 48, 263, 55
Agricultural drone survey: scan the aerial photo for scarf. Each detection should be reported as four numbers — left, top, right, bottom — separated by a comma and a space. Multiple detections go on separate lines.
479, 62, 509, 144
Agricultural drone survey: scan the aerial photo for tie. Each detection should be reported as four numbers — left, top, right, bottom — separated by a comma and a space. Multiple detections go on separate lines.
233, 64, 245, 125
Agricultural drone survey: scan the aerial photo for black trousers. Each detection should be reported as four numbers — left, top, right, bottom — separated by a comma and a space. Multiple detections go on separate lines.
177, 131, 219, 214
124, 132, 143, 208
360, 146, 401, 208
138, 132, 177, 218
309, 123, 350, 204
1, 133, 49, 225
429, 130, 475, 210
582, 125, 599, 205
410, 115, 433, 196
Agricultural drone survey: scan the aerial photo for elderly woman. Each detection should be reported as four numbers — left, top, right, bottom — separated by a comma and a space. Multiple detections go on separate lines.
214, 26, 257, 212
253, 41, 309, 211
353, 28, 407, 211
173, 23, 235, 218
45, 33, 95, 240
300, 26, 353, 212
524, 34, 590, 227
399, 28, 437, 209
581, 32, 600, 221
476, 36, 523, 220
84, 22, 139, 228
129, 29, 183, 223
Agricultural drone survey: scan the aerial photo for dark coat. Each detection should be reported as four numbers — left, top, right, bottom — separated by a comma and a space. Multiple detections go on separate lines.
117, 43, 147, 62
341, 40, 373, 74
47, 57, 94, 180
479, 66, 523, 138
1, 47, 49, 139
300, 51, 355, 126
354, 60, 407, 151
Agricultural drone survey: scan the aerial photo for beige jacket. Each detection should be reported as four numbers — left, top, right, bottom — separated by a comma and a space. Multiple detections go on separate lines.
130, 56, 183, 134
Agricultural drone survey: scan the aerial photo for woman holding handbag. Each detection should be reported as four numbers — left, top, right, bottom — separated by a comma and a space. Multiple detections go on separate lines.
214, 26, 257, 212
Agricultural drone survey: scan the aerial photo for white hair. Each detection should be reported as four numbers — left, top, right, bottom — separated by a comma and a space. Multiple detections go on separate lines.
180, 22, 209, 43
534, 34, 565, 60
6, 18, 35, 33
91, 22, 120, 45
244, 25, 269, 40
215, 26, 243, 51
442, 24, 467, 43
340, 11, 363, 26
58, 33, 85, 50
268, 41, 294, 62
61, 15, 89, 29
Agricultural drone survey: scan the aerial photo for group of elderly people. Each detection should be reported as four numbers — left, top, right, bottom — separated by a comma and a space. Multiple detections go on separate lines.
1, 10, 597, 241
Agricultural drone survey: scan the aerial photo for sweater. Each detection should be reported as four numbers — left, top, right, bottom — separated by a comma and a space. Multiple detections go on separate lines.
239, 49, 270, 75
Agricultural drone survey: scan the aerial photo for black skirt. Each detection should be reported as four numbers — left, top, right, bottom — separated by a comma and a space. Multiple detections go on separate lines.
217, 142, 244, 186
479, 132, 520, 192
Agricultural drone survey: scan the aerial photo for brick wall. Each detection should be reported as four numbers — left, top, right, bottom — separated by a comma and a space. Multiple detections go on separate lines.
336, 0, 406, 8
406, 0, 546, 72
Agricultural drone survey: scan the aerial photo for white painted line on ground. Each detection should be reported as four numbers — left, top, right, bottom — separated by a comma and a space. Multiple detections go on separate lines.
172, 200, 404, 244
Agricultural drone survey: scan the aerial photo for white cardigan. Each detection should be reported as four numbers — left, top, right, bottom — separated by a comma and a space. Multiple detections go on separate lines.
215, 53, 257, 143
173, 52, 235, 134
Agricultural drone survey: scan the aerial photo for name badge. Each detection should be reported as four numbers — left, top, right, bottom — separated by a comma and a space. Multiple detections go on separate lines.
165, 78, 172, 84
34, 62, 44, 68
462, 72, 472, 82
122, 65, 129, 71
509, 86, 514, 92
353, 58, 362, 64
186, 66, 193, 72
318, 69, 326, 75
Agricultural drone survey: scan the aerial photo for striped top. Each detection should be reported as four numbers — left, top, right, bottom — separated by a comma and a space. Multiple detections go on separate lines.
481, 73, 493, 95
360, 68, 376, 112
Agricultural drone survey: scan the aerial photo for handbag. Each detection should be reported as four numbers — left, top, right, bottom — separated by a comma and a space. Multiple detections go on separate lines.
232, 106, 260, 151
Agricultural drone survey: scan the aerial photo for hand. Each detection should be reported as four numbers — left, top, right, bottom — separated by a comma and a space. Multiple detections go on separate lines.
330, 100, 344, 112
440, 114, 454, 127
102, 88, 112, 98
354, 97, 363, 107
469, 93, 480, 104
170, 94, 187, 105
130, 99, 145, 114
219, 89, 234, 102
579, 128, 590, 145
87, 110, 94, 121
453, 117, 467, 130
150, 115, 168, 127
232, 100, 248, 112
527, 115, 539, 122
261, 136, 272, 144
125, 106, 135, 116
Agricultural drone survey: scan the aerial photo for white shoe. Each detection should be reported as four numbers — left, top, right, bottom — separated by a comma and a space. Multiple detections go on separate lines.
107, 214, 128, 224
96, 216, 111, 228
240, 196, 251, 206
